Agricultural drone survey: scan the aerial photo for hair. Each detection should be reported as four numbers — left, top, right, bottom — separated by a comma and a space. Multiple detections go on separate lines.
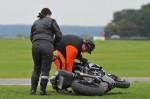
37, 8, 52, 19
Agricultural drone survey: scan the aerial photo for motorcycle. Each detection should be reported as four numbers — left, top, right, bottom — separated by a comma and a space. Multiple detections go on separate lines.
70, 60, 130, 96
51, 59, 130, 96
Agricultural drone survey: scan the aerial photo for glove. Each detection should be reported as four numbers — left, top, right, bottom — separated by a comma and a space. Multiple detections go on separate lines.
52, 50, 58, 61
80, 58, 88, 63
77, 54, 83, 60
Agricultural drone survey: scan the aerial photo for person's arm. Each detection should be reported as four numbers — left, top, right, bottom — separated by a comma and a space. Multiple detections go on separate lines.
66, 45, 78, 72
76, 54, 82, 61
51, 19, 62, 44
30, 25, 34, 42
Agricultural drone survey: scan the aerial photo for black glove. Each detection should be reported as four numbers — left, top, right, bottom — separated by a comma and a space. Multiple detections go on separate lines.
77, 54, 83, 61
80, 58, 88, 64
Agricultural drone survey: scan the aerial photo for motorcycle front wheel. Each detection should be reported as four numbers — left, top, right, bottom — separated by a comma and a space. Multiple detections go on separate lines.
115, 78, 130, 88
108, 74, 130, 88
71, 79, 104, 96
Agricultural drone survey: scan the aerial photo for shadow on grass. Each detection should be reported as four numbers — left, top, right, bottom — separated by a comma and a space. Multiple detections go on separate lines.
105, 92, 128, 96
58, 91, 128, 97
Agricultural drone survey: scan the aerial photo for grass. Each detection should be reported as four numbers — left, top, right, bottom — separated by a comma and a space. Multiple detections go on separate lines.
0, 38, 150, 78
0, 38, 150, 99
0, 82, 150, 99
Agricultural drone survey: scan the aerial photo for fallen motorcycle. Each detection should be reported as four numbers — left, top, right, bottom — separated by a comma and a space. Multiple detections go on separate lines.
70, 60, 130, 96
50, 59, 130, 96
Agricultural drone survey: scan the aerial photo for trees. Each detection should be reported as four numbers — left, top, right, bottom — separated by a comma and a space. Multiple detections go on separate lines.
104, 3, 150, 37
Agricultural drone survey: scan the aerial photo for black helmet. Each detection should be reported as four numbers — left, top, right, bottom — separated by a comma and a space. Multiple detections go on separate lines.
83, 39, 95, 54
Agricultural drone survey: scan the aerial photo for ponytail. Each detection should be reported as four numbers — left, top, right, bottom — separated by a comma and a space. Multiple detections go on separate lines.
37, 8, 52, 19
37, 13, 45, 19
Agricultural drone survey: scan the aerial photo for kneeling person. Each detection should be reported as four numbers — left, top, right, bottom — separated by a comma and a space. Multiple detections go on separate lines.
51, 35, 95, 94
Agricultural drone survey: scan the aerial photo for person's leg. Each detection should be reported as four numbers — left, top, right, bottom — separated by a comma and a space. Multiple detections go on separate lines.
58, 77, 76, 94
40, 43, 53, 95
50, 71, 59, 89
30, 45, 41, 95
50, 70, 76, 94
53, 50, 66, 70
53, 51, 73, 93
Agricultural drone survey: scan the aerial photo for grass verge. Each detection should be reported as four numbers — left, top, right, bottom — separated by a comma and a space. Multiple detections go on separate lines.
0, 82, 149, 99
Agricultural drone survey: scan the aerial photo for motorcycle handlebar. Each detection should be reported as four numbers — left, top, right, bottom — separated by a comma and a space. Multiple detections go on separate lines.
80, 58, 88, 63
79, 72, 101, 83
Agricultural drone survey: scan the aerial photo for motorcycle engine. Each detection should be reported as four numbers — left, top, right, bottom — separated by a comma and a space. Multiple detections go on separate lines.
88, 62, 103, 76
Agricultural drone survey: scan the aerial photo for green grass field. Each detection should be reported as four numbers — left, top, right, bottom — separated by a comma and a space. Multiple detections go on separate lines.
0, 82, 150, 99
0, 39, 150, 99
0, 38, 149, 78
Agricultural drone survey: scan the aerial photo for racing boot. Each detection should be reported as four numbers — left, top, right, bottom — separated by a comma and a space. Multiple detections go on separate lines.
29, 77, 39, 95
40, 78, 50, 95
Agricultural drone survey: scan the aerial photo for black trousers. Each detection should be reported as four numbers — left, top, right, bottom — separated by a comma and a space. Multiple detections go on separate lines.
31, 42, 53, 78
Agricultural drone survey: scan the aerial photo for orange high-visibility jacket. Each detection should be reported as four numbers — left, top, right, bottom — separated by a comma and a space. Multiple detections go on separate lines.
54, 35, 83, 72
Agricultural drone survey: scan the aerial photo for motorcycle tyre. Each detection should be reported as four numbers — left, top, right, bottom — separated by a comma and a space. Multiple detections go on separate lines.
71, 80, 104, 96
115, 78, 130, 88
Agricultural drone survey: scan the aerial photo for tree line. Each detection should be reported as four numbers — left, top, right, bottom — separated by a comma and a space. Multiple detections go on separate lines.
0, 25, 103, 38
104, 3, 150, 37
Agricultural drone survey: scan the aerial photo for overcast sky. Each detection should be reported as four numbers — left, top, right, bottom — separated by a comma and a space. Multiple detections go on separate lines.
0, 0, 150, 26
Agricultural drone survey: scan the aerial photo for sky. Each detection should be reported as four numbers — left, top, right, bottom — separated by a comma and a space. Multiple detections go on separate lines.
0, 0, 150, 26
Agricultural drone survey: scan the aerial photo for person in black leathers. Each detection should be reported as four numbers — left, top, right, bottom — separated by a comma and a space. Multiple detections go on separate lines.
30, 8, 62, 95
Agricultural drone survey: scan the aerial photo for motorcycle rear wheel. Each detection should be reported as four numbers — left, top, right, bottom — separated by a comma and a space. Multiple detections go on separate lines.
71, 79, 104, 96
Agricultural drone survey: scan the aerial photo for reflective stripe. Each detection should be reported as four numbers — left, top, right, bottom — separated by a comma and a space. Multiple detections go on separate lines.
41, 76, 49, 79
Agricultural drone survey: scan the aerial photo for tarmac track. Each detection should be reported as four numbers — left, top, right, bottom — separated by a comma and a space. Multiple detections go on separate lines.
0, 77, 150, 85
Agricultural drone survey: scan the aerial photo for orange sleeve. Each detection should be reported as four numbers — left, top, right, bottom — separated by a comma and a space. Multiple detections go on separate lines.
66, 45, 78, 72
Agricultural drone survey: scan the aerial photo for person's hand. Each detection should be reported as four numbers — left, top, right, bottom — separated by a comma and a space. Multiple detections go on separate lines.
80, 58, 88, 63
77, 54, 83, 60
52, 50, 58, 61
